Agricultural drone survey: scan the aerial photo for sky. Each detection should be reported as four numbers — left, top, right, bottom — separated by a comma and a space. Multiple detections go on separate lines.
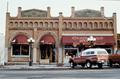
0, 0, 120, 35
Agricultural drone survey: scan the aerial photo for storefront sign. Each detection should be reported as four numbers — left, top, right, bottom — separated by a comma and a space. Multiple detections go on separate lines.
62, 36, 114, 45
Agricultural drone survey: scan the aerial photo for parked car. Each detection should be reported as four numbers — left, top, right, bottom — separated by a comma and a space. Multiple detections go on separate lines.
69, 48, 109, 68
108, 50, 120, 67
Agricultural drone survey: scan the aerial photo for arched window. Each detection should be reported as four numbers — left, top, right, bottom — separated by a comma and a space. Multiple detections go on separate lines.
9, 22, 13, 27
78, 22, 82, 29
50, 22, 53, 28
39, 22, 43, 28
34, 22, 38, 27
83, 22, 87, 29
63, 22, 67, 29
94, 22, 98, 29
99, 22, 103, 29
104, 22, 108, 29
68, 22, 72, 29
19, 22, 23, 27
15, 22, 18, 27
89, 22, 93, 29
45, 22, 48, 28
73, 22, 77, 29
55, 22, 58, 29
109, 22, 113, 29
29, 22, 33, 27
12, 35, 29, 56
25, 22, 28, 27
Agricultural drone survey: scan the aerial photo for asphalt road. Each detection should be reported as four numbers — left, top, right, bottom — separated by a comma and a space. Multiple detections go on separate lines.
0, 68, 120, 79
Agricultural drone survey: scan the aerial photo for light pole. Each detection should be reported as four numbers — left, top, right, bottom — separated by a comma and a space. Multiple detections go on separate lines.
87, 36, 96, 48
27, 37, 35, 66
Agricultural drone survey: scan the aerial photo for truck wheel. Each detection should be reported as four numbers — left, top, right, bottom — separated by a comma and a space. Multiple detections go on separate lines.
71, 62, 76, 68
98, 63, 103, 69
81, 64, 85, 68
86, 61, 92, 68
109, 62, 113, 67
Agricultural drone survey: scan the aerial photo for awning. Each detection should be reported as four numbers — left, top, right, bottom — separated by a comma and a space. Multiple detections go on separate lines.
40, 35, 55, 44
12, 35, 28, 44
62, 36, 115, 45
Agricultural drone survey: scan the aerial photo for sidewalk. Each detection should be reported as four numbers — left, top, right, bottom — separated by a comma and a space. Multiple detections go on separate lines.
0, 64, 71, 70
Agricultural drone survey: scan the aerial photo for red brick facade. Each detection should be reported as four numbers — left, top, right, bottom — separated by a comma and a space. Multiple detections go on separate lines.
5, 7, 117, 65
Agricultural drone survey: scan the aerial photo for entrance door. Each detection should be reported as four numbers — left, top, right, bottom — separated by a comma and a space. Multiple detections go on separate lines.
40, 44, 56, 63
39, 34, 56, 64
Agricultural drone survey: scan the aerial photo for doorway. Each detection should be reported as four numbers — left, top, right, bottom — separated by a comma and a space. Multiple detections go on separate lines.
40, 44, 56, 63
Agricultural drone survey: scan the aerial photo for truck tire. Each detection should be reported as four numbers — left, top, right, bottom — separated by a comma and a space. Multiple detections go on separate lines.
98, 63, 103, 69
109, 61, 113, 67
71, 62, 76, 68
86, 61, 92, 68
81, 64, 85, 68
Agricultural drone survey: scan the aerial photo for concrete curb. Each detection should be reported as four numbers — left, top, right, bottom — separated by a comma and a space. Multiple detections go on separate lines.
0, 65, 71, 71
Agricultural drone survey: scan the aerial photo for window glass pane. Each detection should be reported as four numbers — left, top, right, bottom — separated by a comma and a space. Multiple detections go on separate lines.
97, 51, 107, 55
91, 51, 94, 54
21, 45, 29, 55
13, 44, 20, 55
86, 52, 90, 55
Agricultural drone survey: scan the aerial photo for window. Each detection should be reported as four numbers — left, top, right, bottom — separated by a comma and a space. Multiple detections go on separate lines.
89, 22, 93, 29
86, 51, 94, 55
97, 51, 107, 55
63, 22, 67, 29
12, 44, 29, 56
83, 22, 87, 29
94, 22, 98, 29
86, 52, 91, 55
91, 51, 94, 54
13, 44, 20, 55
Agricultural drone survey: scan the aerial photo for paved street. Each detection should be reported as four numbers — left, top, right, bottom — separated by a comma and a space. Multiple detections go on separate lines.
0, 68, 120, 79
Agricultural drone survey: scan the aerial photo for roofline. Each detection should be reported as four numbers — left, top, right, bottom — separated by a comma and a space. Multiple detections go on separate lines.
62, 34, 113, 36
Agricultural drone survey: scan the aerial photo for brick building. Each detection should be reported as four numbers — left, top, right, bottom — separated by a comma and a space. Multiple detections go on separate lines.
5, 7, 117, 65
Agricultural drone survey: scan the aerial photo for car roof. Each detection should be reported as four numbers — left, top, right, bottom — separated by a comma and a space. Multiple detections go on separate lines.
82, 48, 107, 52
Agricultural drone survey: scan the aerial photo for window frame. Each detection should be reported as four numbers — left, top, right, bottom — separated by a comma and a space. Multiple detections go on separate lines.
12, 44, 30, 57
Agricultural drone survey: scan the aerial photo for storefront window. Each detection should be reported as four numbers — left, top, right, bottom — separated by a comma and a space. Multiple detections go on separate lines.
12, 44, 29, 56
